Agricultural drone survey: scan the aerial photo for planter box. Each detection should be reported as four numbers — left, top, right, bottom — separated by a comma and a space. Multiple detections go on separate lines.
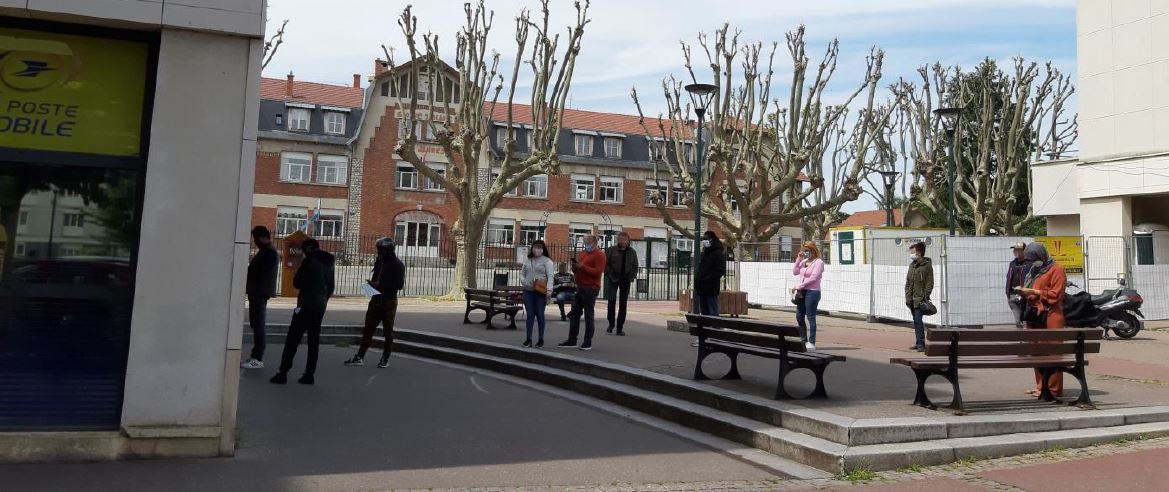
679, 290, 748, 317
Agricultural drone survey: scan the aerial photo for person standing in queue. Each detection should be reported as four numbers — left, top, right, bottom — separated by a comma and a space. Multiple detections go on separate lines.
695, 231, 726, 317
605, 232, 638, 336
791, 241, 825, 351
1014, 242, 1067, 397
559, 235, 607, 351
520, 239, 555, 348
271, 238, 335, 385
1006, 242, 1032, 327
905, 242, 934, 352
242, 226, 278, 370
345, 237, 406, 369
552, 262, 577, 321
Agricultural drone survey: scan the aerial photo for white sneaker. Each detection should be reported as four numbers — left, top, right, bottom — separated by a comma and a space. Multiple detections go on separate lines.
805, 343, 816, 351
241, 358, 264, 369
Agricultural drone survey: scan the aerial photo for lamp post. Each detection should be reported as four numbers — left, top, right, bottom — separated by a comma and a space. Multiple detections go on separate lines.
934, 106, 962, 236
877, 169, 900, 227
685, 82, 716, 314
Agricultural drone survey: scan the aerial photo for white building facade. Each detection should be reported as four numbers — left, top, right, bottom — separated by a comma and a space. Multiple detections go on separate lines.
0, 1, 264, 462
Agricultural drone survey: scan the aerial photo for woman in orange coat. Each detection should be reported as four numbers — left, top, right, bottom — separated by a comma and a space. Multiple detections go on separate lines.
1014, 242, 1067, 397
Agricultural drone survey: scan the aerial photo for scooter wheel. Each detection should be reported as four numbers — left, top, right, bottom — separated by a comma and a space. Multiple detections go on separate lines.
1111, 312, 1141, 339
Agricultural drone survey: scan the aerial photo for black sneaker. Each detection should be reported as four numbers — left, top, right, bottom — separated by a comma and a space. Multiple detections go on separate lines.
557, 340, 578, 348
912, 345, 924, 352
606, 326, 614, 334
615, 330, 626, 336
536, 339, 544, 348
344, 355, 365, 366
522, 339, 533, 348
377, 356, 390, 369
560, 316, 567, 321
269, 372, 287, 385
580, 342, 593, 351
297, 374, 314, 385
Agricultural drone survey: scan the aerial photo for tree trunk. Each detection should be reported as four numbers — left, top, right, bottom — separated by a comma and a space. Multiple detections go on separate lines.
443, 218, 484, 299
730, 242, 743, 292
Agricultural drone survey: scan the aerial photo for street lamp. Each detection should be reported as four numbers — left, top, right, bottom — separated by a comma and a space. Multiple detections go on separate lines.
934, 106, 962, 236
685, 82, 716, 315
877, 169, 900, 227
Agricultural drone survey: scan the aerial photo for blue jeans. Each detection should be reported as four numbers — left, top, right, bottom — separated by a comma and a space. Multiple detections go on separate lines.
523, 290, 548, 341
696, 293, 719, 316
555, 291, 575, 317
795, 290, 821, 344
911, 307, 926, 347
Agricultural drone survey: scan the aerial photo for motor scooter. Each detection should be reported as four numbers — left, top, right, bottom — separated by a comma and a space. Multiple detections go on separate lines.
1063, 280, 1145, 339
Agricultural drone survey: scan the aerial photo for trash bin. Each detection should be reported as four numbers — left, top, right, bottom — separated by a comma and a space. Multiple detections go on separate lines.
493, 272, 509, 287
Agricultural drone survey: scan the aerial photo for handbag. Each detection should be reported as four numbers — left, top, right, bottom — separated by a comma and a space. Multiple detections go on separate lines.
533, 278, 548, 295
791, 289, 805, 306
1020, 305, 1048, 325
918, 299, 938, 316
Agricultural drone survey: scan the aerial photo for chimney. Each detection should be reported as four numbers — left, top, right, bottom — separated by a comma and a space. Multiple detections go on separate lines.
285, 71, 294, 97
374, 58, 389, 78
353, 73, 361, 89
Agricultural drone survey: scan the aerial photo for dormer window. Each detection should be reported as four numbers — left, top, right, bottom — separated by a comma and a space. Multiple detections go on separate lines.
287, 108, 310, 132
574, 134, 593, 156
324, 112, 345, 135
603, 136, 622, 159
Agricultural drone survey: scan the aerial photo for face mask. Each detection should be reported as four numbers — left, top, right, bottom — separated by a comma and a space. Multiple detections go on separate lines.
701, 239, 711, 249
532, 247, 544, 257
909, 253, 919, 261
583, 243, 594, 252
802, 251, 812, 259
1032, 260, 1044, 268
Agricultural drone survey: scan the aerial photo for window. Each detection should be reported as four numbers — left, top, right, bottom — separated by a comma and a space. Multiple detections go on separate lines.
597, 224, 622, 249
645, 179, 668, 206
572, 174, 595, 201
18, 211, 28, 226
317, 155, 348, 185
574, 134, 593, 156
526, 130, 534, 150
519, 221, 543, 245
522, 174, 548, 198
381, 81, 390, 97
487, 220, 515, 245
280, 152, 313, 183
287, 108, 310, 131
648, 140, 665, 161
569, 223, 593, 248
14, 242, 25, 257
683, 144, 695, 162
495, 127, 509, 149
396, 162, 418, 189
324, 112, 345, 135
398, 119, 435, 141
603, 137, 622, 158
423, 163, 446, 191
671, 182, 688, 207
491, 170, 519, 196
673, 234, 692, 252
276, 207, 308, 236
599, 176, 623, 203
62, 213, 84, 228
316, 209, 344, 239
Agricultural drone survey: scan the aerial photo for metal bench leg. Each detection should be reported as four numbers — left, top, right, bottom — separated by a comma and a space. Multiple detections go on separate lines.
1066, 366, 1096, 410
724, 352, 742, 380
485, 311, 499, 330
809, 365, 829, 399
912, 369, 935, 409
505, 312, 518, 330
775, 358, 794, 400
944, 367, 965, 415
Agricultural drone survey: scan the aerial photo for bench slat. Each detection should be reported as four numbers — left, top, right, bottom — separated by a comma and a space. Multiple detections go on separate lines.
891, 356, 1088, 370
923, 342, 1100, 357
706, 340, 845, 363
927, 328, 1104, 343
685, 314, 800, 338
697, 327, 805, 353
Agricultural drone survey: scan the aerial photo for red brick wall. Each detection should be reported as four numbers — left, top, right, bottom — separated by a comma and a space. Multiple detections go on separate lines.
252, 206, 276, 233
254, 151, 348, 199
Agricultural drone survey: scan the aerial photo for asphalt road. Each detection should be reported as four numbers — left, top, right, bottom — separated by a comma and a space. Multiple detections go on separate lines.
0, 347, 777, 491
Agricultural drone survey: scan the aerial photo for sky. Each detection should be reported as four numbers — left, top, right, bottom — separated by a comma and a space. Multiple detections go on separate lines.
263, 0, 1076, 212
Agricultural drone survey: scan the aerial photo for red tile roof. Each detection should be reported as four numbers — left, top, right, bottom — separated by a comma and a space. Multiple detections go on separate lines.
838, 209, 903, 228
260, 77, 364, 108
486, 102, 691, 137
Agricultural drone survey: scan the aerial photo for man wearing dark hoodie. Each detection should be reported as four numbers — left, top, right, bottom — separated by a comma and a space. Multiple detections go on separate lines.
272, 238, 335, 385
345, 237, 406, 369
695, 231, 727, 317
905, 241, 934, 352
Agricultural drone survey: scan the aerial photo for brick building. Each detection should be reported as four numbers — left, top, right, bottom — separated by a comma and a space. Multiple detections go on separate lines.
347, 60, 802, 265
252, 73, 365, 244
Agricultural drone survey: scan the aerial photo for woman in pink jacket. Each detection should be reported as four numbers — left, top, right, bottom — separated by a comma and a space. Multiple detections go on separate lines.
791, 241, 825, 350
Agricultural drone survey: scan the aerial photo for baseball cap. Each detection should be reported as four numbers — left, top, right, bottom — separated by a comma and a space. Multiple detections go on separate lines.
1010, 242, 1026, 250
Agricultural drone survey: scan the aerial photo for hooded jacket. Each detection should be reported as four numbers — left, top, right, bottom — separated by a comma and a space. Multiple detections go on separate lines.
295, 249, 335, 309
696, 239, 726, 295
905, 256, 934, 307
246, 244, 279, 298
371, 248, 406, 299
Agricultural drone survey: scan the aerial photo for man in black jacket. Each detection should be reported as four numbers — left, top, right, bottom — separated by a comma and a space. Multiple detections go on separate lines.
1006, 242, 1032, 327
605, 232, 638, 335
345, 237, 406, 369
271, 238, 335, 385
695, 231, 726, 316
243, 226, 279, 370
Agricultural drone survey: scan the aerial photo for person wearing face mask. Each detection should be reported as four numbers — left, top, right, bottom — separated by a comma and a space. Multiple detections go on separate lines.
791, 241, 825, 351
695, 231, 727, 317
520, 239, 556, 348
1005, 242, 1032, 327
559, 235, 607, 351
605, 232, 638, 336
904, 242, 934, 352
345, 237, 406, 368
1014, 242, 1067, 397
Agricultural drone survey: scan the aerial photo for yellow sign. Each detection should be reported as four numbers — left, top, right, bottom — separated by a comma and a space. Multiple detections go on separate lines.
1034, 236, 1085, 274
0, 27, 149, 156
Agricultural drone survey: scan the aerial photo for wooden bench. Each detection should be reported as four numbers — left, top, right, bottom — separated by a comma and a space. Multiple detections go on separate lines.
685, 314, 846, 399
890, 328, 1103, 414
463, 287, 523, 330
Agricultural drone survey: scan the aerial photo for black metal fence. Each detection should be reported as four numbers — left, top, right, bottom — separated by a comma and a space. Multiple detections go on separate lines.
255, 235, 734, 300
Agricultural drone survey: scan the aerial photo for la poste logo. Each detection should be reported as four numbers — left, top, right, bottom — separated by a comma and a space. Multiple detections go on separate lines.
0, 36, 76, 92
